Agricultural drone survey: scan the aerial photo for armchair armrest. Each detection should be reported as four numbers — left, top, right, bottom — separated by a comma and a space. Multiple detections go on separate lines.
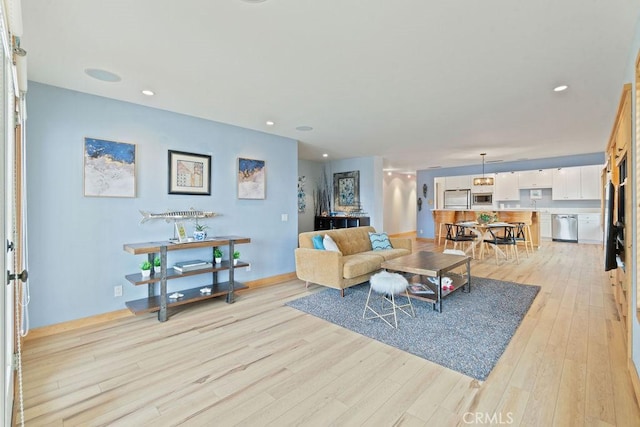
294, 248, 345, 288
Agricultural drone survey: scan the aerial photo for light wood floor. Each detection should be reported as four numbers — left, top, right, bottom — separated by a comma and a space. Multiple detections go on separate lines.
20, 239, 640, 426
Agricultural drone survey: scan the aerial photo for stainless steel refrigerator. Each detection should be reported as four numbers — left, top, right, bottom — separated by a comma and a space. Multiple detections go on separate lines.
444, 189, 471, 209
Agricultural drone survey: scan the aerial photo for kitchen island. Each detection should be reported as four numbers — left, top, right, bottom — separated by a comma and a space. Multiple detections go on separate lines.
432, 209, 541, 249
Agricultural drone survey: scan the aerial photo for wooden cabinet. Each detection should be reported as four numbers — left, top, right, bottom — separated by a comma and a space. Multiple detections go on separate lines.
612, 89, 631, 166
123, 236, 250, 322
444, 175, 472, 190
518, 169, 553, 188
552, 165, 601, 200
494, 172, 520, 201
315, 216, 370, 230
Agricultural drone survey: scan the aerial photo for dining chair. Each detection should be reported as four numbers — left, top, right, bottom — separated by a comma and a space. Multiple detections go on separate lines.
444, 223, 476, 258
512, 222, 534, 256
483, 225, 519, 265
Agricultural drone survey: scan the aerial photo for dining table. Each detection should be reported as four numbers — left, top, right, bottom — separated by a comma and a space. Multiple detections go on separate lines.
455, 221, 514, 260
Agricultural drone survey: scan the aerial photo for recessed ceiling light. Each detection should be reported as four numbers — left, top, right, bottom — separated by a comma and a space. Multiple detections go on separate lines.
265, 120, 275, 126
296, 125, 313, 131
388, 172, 392, 176
553, 85, 568, 92
407, 175, 411, 178
141, 89, 155, 96
84, 68, 121, 82
322, 153, 328, 158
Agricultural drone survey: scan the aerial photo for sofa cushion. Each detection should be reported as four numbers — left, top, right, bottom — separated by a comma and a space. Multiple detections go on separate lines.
361, 248, 410, 261
312, 234, 325, 250
342, 254, 384, 279
329, 226, 375, 255
369, 232, 392, 250
323, 234, 341, 252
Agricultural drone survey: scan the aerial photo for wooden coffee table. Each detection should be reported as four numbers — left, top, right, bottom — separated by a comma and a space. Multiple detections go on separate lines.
381, 251, 471, 312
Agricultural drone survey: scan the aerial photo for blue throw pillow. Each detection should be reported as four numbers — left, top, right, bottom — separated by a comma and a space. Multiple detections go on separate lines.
369, 232, 392, 250
312, 234, 325, 250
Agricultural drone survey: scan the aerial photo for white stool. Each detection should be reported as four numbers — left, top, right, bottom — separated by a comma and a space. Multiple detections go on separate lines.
363, 271, 415, 328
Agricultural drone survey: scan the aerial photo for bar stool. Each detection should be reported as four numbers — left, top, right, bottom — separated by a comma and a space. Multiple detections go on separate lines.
436, 210, 457, 245
503, 211, 534, 256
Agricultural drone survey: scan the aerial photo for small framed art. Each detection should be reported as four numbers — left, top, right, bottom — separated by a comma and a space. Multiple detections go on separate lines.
168, 150, 211, 195
237, 157, 266, 199
175, 222, 188, 242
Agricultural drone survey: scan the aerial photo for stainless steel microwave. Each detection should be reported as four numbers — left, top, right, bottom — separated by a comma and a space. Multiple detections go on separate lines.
472, 193, 493, 205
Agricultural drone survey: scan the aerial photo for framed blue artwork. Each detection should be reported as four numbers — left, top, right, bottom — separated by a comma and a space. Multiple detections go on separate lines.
333, 170, 359, 211
238, 157, 266, 199
84, 137, 136, 197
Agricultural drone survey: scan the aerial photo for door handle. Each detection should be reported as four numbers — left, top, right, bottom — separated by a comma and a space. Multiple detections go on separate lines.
7, 269, 28, 285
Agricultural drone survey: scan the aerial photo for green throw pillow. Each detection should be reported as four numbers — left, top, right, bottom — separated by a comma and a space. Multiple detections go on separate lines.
369, 232, 392, 250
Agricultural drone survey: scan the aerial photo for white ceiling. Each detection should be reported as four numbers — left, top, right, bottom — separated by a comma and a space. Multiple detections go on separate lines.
20, 0, 640, 173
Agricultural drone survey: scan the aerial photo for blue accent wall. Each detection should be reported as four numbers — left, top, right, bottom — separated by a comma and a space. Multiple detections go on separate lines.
416, 152, 605, 238
26, 82, 298, 328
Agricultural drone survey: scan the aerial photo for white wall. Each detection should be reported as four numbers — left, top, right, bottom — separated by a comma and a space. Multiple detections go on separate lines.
383, 173, 417, 234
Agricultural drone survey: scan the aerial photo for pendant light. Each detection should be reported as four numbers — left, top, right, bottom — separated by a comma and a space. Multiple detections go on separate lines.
473, 153, 494, 186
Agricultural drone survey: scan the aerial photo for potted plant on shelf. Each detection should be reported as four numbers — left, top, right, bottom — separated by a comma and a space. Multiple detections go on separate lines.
140, 261, 152, 278
233, 250, 240, 266
153, 257, 161, 273
193, 222, 208, 241
214, 248, 223, 264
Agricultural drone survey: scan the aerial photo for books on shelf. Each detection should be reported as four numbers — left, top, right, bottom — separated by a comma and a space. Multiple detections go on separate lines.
408, 283, 435, 295
173, 259, 213, 273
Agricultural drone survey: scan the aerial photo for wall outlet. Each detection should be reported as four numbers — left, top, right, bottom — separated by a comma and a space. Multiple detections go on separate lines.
246, 264, 251, 272
281, 213, 288, 222
419, 229, 423, 234
114, 285, 123, 297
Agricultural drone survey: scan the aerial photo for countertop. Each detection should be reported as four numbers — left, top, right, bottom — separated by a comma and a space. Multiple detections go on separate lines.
432, 208, 601, 214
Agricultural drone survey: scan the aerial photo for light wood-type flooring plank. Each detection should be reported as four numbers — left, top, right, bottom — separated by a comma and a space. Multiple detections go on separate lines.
18, 239, 640, 426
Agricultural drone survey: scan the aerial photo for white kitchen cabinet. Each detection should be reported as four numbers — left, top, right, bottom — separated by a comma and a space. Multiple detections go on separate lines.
445, 175, 472, 190
552, 167, 581, 200
552, 165, 602, 200
580, 165, 602, 200
578, 213, 602, 243
494, 172, 520, 201
518, 169, 553, 188
540, 212, 552, 239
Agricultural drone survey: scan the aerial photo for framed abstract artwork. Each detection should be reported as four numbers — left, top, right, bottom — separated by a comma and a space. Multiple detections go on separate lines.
84, 137, 136, 198
333, 170, 360, 211
168, 150, 211, 195
238, 157, 266, 199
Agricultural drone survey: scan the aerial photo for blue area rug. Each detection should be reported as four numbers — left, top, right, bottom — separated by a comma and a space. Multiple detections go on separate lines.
286, 277, 540, 380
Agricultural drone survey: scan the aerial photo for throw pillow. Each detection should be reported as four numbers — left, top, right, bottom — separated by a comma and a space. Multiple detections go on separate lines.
312, 234, 325, 250
369, 232, 393, 250
323, 234, 341, 252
